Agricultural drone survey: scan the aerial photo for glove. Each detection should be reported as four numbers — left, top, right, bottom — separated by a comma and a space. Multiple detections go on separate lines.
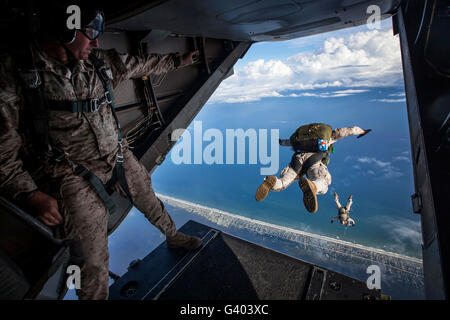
357, 129, 372, 139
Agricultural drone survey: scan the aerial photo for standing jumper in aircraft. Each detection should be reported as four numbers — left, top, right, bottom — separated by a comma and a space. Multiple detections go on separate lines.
255, 123, 371, 213
0, 4, 201, 300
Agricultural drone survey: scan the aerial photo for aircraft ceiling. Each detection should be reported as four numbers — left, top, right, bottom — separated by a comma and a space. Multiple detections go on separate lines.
104, 0, 401, 42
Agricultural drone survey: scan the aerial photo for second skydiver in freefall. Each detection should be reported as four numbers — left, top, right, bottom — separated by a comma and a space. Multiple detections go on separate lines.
331, 192, 355, 227
255, 123, 371, 213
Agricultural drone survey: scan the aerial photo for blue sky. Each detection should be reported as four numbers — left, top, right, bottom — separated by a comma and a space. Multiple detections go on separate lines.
234, 19, 393, 68
210, 18, 402, 104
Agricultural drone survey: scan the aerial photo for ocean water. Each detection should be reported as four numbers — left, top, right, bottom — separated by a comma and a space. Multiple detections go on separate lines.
152, 86, 421, 259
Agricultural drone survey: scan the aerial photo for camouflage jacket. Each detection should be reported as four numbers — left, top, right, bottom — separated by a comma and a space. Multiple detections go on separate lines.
0, 46, 179, 200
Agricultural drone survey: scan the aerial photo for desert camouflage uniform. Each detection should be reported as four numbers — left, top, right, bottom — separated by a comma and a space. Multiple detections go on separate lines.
0, 47, 181, 299
272, 127, 366, 194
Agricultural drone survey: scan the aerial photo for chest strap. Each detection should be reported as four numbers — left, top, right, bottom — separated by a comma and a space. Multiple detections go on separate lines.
47, 91, 113, 113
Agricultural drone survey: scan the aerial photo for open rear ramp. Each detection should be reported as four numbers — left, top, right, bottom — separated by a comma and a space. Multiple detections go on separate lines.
108, 220, 382, 300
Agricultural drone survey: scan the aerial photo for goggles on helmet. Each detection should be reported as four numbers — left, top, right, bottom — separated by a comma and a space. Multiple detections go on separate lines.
80, 12, 105, 40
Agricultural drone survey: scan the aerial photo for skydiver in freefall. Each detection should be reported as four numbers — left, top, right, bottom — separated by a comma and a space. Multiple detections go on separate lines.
255, 123, 371, 213
331, 192, 355, 227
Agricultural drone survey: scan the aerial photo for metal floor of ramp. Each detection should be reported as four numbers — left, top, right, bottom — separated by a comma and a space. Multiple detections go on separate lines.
108, 220, 381, 300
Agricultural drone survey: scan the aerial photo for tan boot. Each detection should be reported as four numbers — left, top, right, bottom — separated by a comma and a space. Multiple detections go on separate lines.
255, 176, 277, 202
298, 176, 318, 213
166, 231, 202, 250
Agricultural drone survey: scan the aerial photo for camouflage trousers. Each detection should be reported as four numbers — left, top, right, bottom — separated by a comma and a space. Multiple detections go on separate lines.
53, 147, 177, 300
271, 152, 332, 194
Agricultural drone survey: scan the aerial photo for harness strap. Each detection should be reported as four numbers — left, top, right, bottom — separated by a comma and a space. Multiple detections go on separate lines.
47, 91, 112, 113
89, 53, 134, 205
300, 152, 326, 176
292, 139, 318, 153
104, 162, 133, 201
290, 153, 303, 174
292, 138, 331, 153
289, 152, 326, 176
74, 165, 117, 214
62, 53, 134, 214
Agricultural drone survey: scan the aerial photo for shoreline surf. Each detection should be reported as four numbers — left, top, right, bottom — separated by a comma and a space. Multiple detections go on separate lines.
157, 193, 422, 265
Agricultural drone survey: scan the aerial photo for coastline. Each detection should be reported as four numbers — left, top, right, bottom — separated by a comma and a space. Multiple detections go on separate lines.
157, 193, 422, 264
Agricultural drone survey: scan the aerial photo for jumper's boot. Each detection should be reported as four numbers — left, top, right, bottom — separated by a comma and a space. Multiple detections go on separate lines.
255, 176, 277, 202
298, 176, 318, 213
166, 231, 202, 250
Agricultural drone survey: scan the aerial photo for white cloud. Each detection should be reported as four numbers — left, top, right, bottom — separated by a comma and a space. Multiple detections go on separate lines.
357, 157, 391, 168
287, 90, 363, 98
381, 167, 404, 179
378, 217, 422, 254
344, 155, 353, 162
209, 27, 403, 104
210, 58, 343, 103
393, 156, 410, 162
287, 29, 403, 87
356, 156, 403, 179
333, 89, 369, 94
370, 98, 406, 103
389, 92, 406, 97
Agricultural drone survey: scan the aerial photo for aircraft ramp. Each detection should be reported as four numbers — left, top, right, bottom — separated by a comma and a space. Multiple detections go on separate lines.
108, 220, 382, 300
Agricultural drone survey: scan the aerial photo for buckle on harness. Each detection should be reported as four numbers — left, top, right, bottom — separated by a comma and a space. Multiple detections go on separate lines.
49, 146, 69, 162
99, 66, 114, 81
47, 146, 78, 172
116, 138, 124, 163
104, 91, 112, 104
90, 99, 100, 112
20, 70, 42, 89
73, 164, 88, 176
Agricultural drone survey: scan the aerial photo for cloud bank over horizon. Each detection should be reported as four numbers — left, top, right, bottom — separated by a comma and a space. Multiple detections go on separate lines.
209, 27, 404, 104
